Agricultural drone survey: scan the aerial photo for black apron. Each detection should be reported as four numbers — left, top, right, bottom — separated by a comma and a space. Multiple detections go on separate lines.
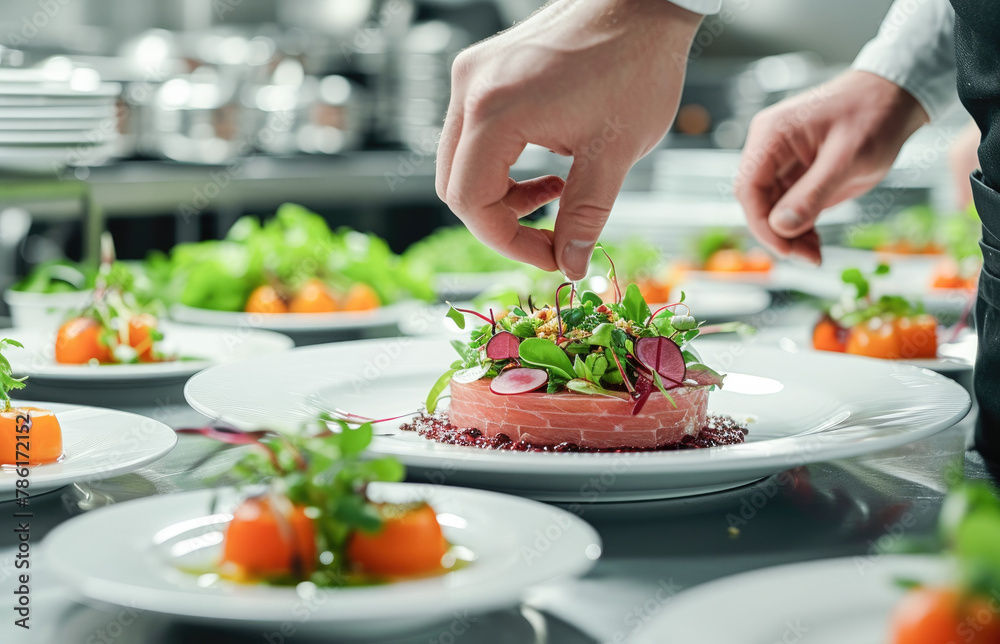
951, 1, 1000, 460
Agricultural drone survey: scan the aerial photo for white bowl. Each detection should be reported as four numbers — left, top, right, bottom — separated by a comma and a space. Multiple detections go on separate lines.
3, 288, 92, 329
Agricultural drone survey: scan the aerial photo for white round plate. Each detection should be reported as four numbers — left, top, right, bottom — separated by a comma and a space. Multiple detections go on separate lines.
0, 129, 115, 145
3, 323, 293, 385
0, 117, 111, 131
170, 301, 418, 333
743, 325, 976, 376
0, 105, 116, 120
44, 484, 601, 638
633, 555, 946, 644
0, 401, 176, 500
668, 280, 771, 320
0, 81, 120, 99
0, 141, 116, 171
184, 338, 970, 502
782, 247, 977, 313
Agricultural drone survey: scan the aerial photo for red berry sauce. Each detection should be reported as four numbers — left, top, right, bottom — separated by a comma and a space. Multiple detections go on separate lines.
400, 412, 748, 453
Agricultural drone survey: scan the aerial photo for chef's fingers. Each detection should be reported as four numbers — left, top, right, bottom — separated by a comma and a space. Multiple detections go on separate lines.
446, 118, 560, 270
735, 134, 795, 257
767, 140, 849, 239
552, 156, 632, 280
788, 228, 822, 265
505, 176, 565, 216
435, 93, 464, 202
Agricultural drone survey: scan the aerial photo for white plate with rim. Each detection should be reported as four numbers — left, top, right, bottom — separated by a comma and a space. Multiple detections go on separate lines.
742, 325, 976, 376
0, 401, 176, 500
0, 105, 116, 119
170, 301, 420, 333
183, 338, 971, 502
633, 555, 947, 644
781, 246, 978, 313
3, 322, 293, 385
44, 483, 601, 638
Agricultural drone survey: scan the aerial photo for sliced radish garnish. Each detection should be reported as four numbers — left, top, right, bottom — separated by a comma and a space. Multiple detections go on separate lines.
489, 368, 548, 395
486, 331, 521, 360
634, 336, 686, 387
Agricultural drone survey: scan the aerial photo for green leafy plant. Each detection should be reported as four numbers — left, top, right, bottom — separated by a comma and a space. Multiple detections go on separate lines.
157, 203, 434, 311
0, 339, 26, 412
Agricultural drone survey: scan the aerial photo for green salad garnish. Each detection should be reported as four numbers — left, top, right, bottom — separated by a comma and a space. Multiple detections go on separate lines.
432, 248, 726, 415
0, 338, 26, 412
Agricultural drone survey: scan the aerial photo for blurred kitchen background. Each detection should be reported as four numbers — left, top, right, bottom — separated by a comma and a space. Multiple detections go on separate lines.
0, 0, 971, 310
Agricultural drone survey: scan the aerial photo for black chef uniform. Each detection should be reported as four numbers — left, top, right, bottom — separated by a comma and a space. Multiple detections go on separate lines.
951, 1, 1000, 461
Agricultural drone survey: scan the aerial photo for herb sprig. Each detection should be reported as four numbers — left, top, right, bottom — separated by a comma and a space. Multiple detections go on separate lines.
0, 339, 26, 412
830, 264, 927, 328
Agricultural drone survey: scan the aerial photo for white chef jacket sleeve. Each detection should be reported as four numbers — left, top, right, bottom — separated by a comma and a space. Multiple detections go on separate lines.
669, 0, 722, 15
852, 0, 957, 121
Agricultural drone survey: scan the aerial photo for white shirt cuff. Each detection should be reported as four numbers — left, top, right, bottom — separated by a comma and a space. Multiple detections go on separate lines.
668, 0, 722, 15
851, 0, 957, 121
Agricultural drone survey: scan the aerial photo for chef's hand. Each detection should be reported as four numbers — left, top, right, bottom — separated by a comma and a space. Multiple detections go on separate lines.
735, 71, 929, 264
436, 0, 702, 280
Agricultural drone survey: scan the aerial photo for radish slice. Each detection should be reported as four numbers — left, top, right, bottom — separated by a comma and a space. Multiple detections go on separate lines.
489, 368, 548, 395
634, 336, 686, 387
486, 331, 521, 360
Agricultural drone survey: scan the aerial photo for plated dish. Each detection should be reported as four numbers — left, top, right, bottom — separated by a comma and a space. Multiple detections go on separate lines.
185, 320, 970, 502
634, 481, 1000, 644
812, 264, 942, 361
44, 482, 600, 637
2, 323, 292, 385
176, 417, 458, 587
0, 338, 61, 467
0, 399, 176, 500
403, 276, 740, 453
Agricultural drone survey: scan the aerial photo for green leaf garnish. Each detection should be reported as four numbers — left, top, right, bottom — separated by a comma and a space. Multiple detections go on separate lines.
518, 337, 576, 381
621, 283, 652, 324
0, 339, 27, 411
446, 304, 467, 330
426, 369, 457, 414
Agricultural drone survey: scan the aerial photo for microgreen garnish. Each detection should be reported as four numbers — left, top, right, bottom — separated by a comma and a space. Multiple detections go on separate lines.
179, 416, 405, 587
446, 302, 495, 332
595, 243, 622, 304
826, 264, 928, 328
426, 251, 729, 415
0, 339, 27, 412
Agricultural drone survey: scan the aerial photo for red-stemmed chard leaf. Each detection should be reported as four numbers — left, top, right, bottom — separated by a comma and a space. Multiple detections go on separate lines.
489, 368, 548, 395
634, 336, 686, 387
486, 331, 521, 360
446, 302, 496, 332
631, 375, 654, 415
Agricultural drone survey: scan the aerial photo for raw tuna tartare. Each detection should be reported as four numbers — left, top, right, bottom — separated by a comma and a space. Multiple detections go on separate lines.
405, 255, 747, 452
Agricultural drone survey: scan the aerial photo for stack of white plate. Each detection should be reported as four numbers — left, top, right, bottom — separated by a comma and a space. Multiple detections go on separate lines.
0, 63, 121, 172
